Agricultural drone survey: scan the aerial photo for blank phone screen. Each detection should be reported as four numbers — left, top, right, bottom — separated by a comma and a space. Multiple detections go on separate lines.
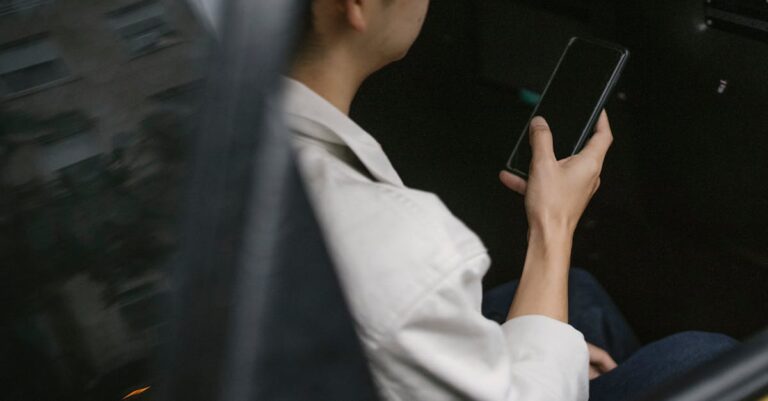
509, 38, 626, 176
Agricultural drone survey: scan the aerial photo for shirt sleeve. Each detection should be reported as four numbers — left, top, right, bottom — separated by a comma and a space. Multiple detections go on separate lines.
369, 254, 589, 401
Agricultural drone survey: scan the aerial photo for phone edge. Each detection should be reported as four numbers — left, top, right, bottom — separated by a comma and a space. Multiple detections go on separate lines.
572, 45, 630, 155
505, 37, 630, 177
504, 37, 579, 178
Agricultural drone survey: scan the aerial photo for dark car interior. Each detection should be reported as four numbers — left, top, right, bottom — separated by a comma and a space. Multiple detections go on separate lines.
1, 0, 767, 400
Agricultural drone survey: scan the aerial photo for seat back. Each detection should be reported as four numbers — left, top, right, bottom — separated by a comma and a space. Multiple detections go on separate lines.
162, 0, 379, 399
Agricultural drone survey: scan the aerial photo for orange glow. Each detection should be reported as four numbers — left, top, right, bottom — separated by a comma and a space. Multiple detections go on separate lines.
122, 386, 151, 399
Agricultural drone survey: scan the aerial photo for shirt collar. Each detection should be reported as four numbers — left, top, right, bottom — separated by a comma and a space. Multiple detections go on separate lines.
282, 77, 404, 187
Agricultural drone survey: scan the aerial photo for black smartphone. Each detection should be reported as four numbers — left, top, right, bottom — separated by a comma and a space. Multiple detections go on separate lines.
506, 37, 629, 178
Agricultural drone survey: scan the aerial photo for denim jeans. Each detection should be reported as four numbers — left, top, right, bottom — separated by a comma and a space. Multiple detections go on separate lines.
481, 269, 738, 401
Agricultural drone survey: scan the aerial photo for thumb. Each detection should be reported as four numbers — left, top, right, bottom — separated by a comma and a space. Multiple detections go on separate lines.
529, 116, 555, 163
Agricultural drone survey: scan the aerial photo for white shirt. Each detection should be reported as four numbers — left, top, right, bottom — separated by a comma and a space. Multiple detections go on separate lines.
282, 78, 589, 401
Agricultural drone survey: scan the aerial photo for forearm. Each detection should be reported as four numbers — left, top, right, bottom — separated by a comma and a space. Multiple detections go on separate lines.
507, 227, 573, 323
500, 112, 613, 324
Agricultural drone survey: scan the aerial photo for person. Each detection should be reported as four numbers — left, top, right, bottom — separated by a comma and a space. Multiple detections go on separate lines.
282, 0, 737, 400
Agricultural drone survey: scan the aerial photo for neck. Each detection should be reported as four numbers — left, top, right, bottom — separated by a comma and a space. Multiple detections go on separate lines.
289, 49, 370, 115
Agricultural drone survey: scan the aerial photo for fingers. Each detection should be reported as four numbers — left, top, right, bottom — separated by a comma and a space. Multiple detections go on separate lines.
529, 116, 555, 163
499, 170, 527, 195
588, 343, 618, 373
589, 365, 601, 380
598, 353, 618, 371
580, 110, 614, 166
594, 110, 611, 134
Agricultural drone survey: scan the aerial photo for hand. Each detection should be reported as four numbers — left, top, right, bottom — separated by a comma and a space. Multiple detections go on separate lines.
588, 342, 617, 379
500, 111, 613, 236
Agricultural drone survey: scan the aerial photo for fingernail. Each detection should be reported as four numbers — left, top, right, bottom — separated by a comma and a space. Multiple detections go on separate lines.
531, 116, 548, 127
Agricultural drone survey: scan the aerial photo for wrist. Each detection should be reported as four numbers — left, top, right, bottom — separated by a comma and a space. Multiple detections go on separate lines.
528, 212, 577, 237
528, 222, 574, 247
525, 226, 573, 271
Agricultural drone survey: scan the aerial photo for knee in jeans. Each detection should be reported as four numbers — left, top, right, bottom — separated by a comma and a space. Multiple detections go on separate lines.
677, 331, 737, 345
663, 331, 738, 360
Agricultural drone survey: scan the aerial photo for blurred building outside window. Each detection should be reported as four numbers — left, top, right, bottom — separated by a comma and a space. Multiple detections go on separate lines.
0, 0, 207, 397
0, 0, 54, 17
0, 35, 71, 98
107, 0, 180, 57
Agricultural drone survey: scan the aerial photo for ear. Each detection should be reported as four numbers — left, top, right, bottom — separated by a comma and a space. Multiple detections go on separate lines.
343, 0, 367, 32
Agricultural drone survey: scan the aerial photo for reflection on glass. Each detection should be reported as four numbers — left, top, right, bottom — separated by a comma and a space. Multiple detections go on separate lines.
0, 0, 207, 399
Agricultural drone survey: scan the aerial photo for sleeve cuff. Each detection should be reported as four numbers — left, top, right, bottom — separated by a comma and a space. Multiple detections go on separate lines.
501, 315, 590, 398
